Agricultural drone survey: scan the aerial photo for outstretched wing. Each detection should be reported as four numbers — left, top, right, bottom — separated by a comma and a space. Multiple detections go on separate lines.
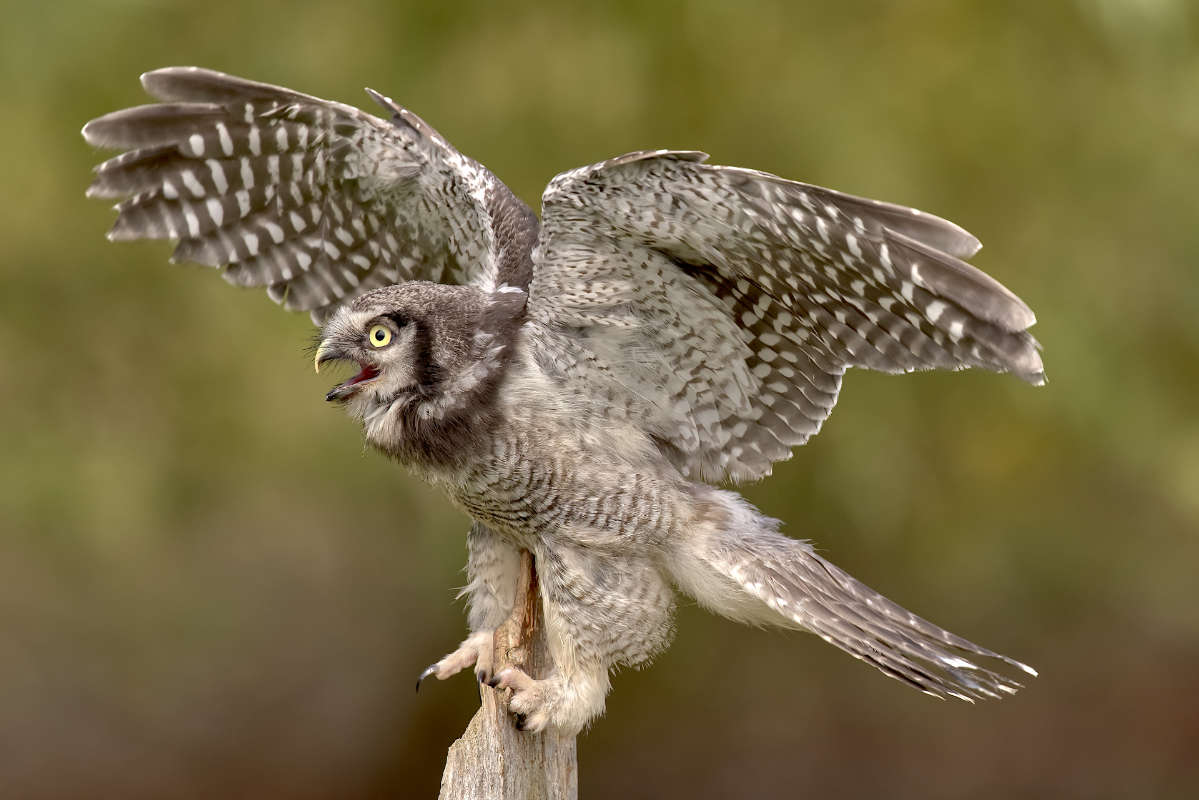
529, 151, 1043, 483
83, 67, 536, 323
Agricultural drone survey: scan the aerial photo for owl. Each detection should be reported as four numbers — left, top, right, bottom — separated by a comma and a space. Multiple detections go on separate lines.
84, 68, 1041, 734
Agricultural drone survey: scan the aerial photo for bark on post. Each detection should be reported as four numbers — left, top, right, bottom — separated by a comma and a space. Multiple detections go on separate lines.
439, 551, 578, 800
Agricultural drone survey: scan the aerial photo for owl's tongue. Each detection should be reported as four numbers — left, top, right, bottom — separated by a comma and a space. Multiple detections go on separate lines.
347, 363, 381, 386
325, 363, 381, 402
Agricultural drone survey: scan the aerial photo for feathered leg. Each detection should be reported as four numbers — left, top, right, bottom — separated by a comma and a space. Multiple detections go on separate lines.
668, 487, 1037, 701
490, 538, 676, 734
419, 523, 520, 689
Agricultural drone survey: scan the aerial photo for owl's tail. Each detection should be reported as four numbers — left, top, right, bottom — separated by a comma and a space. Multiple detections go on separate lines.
668, 488, 1036, 701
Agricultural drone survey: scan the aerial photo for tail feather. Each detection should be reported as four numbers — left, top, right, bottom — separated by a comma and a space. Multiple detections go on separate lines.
777, 551, 1034, 700
678, 490, 1035, 702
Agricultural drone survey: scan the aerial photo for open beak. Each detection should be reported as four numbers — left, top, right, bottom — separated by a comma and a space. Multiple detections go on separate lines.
314, 339, 381, 402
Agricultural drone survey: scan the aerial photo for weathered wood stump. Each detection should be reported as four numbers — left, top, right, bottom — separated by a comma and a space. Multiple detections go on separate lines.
439, 551, 578, 800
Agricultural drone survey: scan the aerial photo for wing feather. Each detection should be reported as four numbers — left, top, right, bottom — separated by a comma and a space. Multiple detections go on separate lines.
84, 67, 536, 322
529, 151, 1043, 483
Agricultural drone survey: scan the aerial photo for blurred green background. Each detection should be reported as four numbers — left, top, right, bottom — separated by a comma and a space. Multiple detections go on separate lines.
3, 0, 1197, 797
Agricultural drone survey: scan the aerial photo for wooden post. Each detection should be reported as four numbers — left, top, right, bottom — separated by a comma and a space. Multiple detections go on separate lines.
439, 551, 578, 800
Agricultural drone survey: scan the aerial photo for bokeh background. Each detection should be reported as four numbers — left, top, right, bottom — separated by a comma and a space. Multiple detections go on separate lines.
3, 0, 1197, 797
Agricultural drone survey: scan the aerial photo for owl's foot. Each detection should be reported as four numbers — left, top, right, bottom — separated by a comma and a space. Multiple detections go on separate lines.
487, 666, 605, 735
488, 667, 557, 733
416, 630, 495, 691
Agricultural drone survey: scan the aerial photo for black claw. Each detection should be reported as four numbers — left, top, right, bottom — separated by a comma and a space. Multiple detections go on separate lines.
514, 713, 527, 731
476, 669, 489, 684
486, 676, 501, 689
416, 663, 438, 693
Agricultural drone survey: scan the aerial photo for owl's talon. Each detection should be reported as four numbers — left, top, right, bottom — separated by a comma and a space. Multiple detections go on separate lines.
418, 631, 495, 691
416, 663, 439, 692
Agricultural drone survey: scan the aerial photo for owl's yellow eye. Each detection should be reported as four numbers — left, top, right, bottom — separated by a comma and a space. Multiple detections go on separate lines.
368, 325, 392, 347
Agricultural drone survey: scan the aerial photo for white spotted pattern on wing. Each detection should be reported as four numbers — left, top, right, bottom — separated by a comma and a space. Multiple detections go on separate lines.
529, 151, 1042, 483
84, 67, 515, 324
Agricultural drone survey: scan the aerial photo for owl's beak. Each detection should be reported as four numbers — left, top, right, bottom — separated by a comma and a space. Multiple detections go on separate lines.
314, 337, 381, 402
314, 340, 334, 373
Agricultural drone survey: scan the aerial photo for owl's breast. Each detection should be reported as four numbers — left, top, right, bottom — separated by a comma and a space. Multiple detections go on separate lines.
445, 426, 686, 553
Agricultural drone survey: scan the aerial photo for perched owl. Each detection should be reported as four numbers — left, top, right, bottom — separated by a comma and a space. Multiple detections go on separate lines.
84, 68, 1042, 734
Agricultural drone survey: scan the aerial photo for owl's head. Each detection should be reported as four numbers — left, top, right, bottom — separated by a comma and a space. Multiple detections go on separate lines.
315, 282, 484, 412
313, 281, 525, 458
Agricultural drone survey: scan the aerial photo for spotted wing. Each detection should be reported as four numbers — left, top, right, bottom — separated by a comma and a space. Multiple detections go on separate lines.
83, 67, 536, 323
529, 151, 1043, 483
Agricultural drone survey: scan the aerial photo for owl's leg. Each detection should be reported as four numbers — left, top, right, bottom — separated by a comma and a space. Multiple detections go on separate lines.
419, 523, 520, 689
489, 541, 675, 734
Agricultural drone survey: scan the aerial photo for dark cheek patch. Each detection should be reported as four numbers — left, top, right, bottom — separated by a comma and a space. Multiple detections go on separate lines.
411, 321, 442, 388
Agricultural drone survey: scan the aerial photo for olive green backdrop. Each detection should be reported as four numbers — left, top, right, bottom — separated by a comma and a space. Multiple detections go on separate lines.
3, 0, 1197, 797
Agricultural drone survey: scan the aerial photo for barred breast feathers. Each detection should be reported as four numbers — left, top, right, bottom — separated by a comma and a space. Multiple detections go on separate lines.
498, 330, 672, 476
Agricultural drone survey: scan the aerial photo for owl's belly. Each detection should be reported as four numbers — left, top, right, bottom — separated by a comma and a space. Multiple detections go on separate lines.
444, 433, 685, 552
